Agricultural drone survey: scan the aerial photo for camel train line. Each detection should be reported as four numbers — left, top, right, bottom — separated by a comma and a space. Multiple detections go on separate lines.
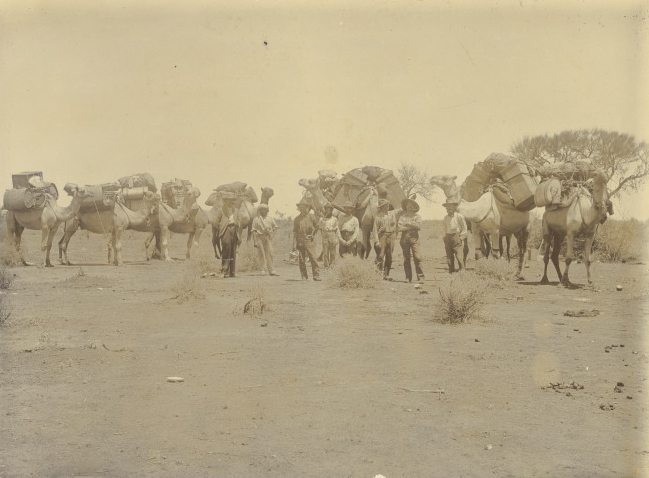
4, 162, 613, 286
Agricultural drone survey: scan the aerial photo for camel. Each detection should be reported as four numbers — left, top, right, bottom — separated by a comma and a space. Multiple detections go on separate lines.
299, 178, 383, 259
58, 190, 158, 266
540, 169, 612, 287
430, 175, 530, 279
205, 187, 274, 258
6, 186, 89, 267
151, 186, 208, 261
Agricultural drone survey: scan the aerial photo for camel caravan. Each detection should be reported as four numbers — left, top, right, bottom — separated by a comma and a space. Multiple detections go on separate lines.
2, 158, 614, 287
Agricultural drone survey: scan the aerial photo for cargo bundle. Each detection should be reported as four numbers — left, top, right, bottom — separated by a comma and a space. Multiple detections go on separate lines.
3, 171, 59, 212
534, 160, 597, 209
206, 182, 258, 207
331, 166, 406, 210
161, 178, 193, 208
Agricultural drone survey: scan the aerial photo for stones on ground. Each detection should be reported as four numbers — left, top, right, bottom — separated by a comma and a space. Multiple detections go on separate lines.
544, 381, 584, 391
614, 381, 625, 393
616, 285, 623, 291
485, 444, 492, 450
599, 404, 615, 411
167, 377, 184, 383
564, 309, 600, 317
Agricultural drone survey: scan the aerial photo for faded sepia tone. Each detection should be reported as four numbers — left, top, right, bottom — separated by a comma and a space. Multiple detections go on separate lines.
1, 0, 648, 477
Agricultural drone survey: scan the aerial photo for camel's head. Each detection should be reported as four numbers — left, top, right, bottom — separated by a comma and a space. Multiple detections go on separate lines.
429, 175, 458, 189
261, 187, 274, 199
298, 178, 318, 190
185, 186, 200, 199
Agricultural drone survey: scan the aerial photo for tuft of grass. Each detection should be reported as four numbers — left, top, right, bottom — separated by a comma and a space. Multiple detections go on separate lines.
192, 247, 221, 276
435, 271, 486, 324
0, 294, 11, 326
170, 273, 206, 304
236, 244, 260, 273
0, 233, 23, 267
473, 259, 515, 283
326, 256, 384, 290
243, 284, 268, 317
0, 267, 13, 290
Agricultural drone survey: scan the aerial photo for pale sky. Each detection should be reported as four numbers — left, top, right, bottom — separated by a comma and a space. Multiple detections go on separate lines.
1, 0, 647, 220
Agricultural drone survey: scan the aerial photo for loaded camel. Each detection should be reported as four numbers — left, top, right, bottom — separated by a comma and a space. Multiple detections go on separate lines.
58, 190, 158, 266
299, 177, 389, 259
430, 174, 530, 280
540, 169, 612, 287
205, 187, 274, 258
145, 186, 208, 261
6, 186, 89, 267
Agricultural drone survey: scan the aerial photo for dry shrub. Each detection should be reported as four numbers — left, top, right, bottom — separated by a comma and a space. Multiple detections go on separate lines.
474, 259, 515, 283
192, 247, 221, 276
170, 273, 206, 304
0, 233, 23, 267
435, 271, 486, 324
243, 284, 268, 317
326, 256, 383, 290
593, 218, 646, 263
0, 294, 10, 326
236, 244, 260, 273
0, 267, 13, 290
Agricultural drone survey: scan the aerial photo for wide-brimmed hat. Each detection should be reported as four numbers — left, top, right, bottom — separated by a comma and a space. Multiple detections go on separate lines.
442, 200, 460, 208
401, 198, 420, 212
296, 201, 311, 209
378, 198, 390, 208
343, 201, 354, 210
323, 202, 334, 210
258, 203, 269, 211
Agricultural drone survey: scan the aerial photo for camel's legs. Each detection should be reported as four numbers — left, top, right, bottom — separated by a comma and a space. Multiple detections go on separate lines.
488, 232, 500, 259
212, 226, 221, 259
107, 235, 114, 264
160, 226, 172, 261
561, 231, 575, 286
58, 218, 79, 266
7, 214, 30, 266
462, 238, 469, 269
41, 225, 58, 267
514, 228, 528, 280
186, 232, 195, 259
584, 232, 595, 285
188, 226, 205, 259
113, 228, 124, 265
500, 234, 511, 262
144, 232, 156, 260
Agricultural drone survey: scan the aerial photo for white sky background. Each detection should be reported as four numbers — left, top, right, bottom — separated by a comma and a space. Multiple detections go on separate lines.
0, 0, 647, 220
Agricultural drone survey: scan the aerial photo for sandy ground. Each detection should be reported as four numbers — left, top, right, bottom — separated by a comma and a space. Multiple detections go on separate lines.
1, 223, 648, 478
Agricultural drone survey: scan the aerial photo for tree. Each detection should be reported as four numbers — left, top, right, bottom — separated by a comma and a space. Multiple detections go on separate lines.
511, 129, 649, 197
397, 163, 434, 201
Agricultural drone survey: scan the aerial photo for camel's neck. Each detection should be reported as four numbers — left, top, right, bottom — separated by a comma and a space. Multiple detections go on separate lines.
52, 195, 82, 222
260, 191, 273, 205
180, 196, 195, 214
456, 196, 493, 223
434, 182, 462, 203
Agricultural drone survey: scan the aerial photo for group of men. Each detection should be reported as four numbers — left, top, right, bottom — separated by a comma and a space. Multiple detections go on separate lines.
214, 191, 469, 280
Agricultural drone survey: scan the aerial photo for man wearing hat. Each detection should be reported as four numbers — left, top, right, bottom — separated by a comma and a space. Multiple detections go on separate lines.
251, 203, 279, 276
214, 192, 240, 278
293, 199, 321, 281
337, 201, 359, 257
371, 198, 399, 279
319, 202, 340, 268
442, 200, 467, 273
397, 197, 425, 282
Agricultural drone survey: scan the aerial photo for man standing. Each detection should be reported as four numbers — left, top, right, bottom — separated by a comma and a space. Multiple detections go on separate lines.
319, 202, 339, 269
398, 197, 424, 283
215, 193, 239, 278
442, 200, 467, 273
252, 203, 279, 276
293, 201, 321, 281
372, 198, 399, 280
338, 201, 359, 257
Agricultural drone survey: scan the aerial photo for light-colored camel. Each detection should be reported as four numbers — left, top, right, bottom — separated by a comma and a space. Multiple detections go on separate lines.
153, 186, 208, 261
299, 178, 382, 259
6, 186, 89, 267
430, 175, 530, 279
205, 187, 274, 258
105, 191, 159, 266
541, 169, 612, 287
58, 190, 158, 266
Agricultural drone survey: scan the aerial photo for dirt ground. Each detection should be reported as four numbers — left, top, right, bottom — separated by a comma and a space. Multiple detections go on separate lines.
1, 222, 648, 478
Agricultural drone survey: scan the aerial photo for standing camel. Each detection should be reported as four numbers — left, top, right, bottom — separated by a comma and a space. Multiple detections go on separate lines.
540, 169, 612, 287
205, 187, 274, 258
430, 175, 530, 279
154, 186, 207, 261
58, 190, 158, 266
6, 186, 88, 267
110, 191, 159, 265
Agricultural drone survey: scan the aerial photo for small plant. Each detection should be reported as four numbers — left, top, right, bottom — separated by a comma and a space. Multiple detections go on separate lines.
236, 245, 260, 273
77, 267, 86, 277
0, 233, 23, 267
192, 247, 221, 276
473, 259, 515, 283
0, 294, 11, 326
170, 273, 206, 304
435, 271, 486, 324
243, 284, 267, 317
0, 267, 13, 290
326, 256, 383, 290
